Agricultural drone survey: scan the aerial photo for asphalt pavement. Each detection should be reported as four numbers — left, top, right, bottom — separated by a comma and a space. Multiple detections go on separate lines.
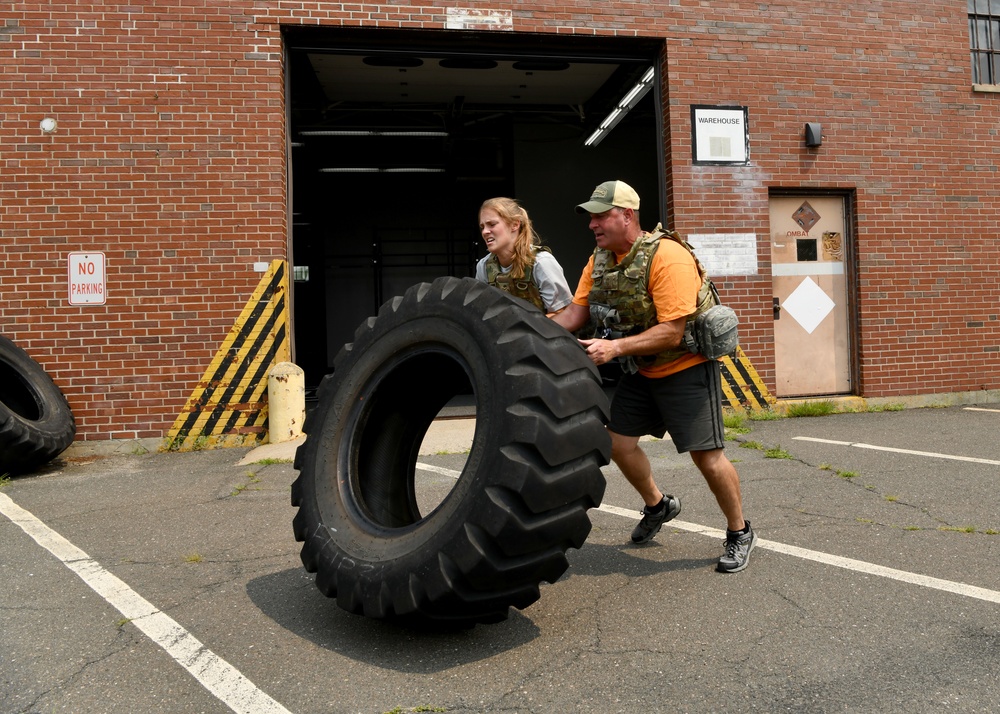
3, 404, 1000, 714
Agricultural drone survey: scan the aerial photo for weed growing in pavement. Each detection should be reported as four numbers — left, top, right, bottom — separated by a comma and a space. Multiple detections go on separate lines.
723, 411, 751, 436
115, 617, 132, 629
739, 441, 764, 450
938, 525, 977, 533
231, 470, 262, 496
818, 463, 833, 471
837, 470, 859, 479
0, 473, 10, 490
251, 457, 291, 465
764, 445, 793, 459
184, 553, 203, 563
903, 526, 922, 531
785, 400, 837, 417
885, 495, 898, 502
747, 408, 784, 421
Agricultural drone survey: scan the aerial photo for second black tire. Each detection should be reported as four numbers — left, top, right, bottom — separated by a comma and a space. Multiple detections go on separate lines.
291, 276, 610, 626
0, 335, 77, 475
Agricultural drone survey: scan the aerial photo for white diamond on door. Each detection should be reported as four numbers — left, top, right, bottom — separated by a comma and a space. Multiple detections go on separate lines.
782, 276, 834, 334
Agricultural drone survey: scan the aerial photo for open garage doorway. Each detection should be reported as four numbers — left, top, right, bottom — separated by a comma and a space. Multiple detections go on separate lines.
284, 26, 665, 392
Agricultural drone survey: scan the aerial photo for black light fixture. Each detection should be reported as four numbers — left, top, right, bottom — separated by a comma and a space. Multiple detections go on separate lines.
804, 122, 822, 147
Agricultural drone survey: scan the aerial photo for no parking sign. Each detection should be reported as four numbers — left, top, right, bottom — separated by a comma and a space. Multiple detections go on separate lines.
68, 252, 106, 305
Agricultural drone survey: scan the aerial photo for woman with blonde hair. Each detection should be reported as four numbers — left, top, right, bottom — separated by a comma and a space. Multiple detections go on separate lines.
475, 197, 573, 316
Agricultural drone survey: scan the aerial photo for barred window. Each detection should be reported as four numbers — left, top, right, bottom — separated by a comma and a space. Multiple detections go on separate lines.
970, 0, 1000, 84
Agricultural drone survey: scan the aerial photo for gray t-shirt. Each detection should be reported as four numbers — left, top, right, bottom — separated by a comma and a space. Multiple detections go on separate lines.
475, 250, 574, 313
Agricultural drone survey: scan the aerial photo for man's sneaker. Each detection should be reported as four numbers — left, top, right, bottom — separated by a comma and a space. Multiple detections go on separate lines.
717, 521, 757, 573
630, 495, 682, 544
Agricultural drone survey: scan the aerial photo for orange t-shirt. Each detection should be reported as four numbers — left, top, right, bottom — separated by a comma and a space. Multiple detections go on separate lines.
571, 237, 709, 378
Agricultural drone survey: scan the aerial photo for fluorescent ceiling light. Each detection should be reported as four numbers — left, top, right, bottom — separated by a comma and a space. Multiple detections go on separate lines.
599, 107, 622, 130
584, 66, 656, 148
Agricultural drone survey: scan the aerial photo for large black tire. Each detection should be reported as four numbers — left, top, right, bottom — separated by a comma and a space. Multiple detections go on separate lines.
291, 277, 610, 626
0, 335, 77, 475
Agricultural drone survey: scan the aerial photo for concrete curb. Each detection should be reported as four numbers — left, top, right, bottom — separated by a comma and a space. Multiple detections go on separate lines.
237, 418, 479, 465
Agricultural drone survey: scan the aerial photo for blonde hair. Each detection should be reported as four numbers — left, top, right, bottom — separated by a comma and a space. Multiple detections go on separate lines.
479, 197, 541, 280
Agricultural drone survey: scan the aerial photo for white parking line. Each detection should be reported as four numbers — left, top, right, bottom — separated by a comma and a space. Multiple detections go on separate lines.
792, 436, 1000, 465
598, 505, 1000, 604
964, 407, 1000, 413
417, 463, 1000, 605
0, 493, 291, 714
8, 455, 995, 709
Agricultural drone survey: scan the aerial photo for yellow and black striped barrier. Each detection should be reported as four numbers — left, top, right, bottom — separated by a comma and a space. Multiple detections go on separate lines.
162, 260, 290, 451
719, 346, 776, 412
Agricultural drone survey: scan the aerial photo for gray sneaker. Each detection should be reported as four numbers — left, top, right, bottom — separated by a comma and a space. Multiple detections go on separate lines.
630, 495, 682, 544
717, 521, 757, 573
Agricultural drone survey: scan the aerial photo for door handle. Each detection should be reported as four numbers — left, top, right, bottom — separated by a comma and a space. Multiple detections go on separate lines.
773, 297, 781, 319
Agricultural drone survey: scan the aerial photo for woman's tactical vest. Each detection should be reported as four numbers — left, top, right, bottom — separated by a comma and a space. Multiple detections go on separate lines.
483, 246, 551, 311
588, 225, 715, 371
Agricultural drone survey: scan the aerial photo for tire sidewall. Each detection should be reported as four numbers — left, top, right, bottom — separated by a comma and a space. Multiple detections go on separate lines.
0, 336, 76, 467
304, 284, 519, 580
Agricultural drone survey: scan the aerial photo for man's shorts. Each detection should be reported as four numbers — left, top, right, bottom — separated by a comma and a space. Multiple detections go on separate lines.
608, 360, 726, 453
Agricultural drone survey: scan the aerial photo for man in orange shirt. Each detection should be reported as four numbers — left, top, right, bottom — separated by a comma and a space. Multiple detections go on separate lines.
552, 180, 756, 573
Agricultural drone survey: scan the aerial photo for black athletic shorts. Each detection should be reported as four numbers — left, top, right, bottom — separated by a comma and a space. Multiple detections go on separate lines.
608, 360, 726, 453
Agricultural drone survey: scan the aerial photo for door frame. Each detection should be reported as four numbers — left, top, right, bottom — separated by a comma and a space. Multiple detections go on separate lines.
768, 187, 861, 397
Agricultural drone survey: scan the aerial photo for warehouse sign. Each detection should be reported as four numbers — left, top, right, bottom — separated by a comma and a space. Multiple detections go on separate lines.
691, 105, 749, 165
68, 251, 106, 305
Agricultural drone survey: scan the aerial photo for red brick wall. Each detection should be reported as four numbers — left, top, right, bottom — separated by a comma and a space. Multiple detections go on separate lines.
2, 1, 997, 442
1, 3, 288, 441
659, 2, 1000, 396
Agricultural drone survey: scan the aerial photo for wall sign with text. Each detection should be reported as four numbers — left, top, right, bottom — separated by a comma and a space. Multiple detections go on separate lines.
691, 105, 749, 165
68, 251, 107, 305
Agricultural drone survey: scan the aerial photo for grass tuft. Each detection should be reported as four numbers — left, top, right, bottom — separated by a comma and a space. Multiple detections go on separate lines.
747, 408, 784, 421
785, 400, 837, 417
764, 445, 793, 459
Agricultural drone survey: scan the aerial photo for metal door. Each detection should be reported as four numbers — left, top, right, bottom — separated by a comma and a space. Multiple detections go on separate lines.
769, 195, 852, 396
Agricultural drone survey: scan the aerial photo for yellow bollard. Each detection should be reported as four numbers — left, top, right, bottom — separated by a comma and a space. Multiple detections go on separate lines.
267, 362, 305, 443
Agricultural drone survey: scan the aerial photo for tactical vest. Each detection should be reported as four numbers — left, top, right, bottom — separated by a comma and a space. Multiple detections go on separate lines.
588, 225, 716, 370
483, 246, 551, 311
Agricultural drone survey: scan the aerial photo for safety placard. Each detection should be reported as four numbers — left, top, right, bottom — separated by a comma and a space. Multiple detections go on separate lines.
68, 252, 107, 305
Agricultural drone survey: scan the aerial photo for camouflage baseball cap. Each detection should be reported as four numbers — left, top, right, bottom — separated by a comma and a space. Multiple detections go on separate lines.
575, 180, 641, 214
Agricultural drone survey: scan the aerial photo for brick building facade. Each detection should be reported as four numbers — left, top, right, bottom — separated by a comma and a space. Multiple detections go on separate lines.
2, 2, 998, 446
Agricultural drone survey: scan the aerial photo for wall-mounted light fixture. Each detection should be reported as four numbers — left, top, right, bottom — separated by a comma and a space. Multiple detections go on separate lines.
804, 122, 822, 147
584, 66, 656, 148
40, 117, 58, 133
